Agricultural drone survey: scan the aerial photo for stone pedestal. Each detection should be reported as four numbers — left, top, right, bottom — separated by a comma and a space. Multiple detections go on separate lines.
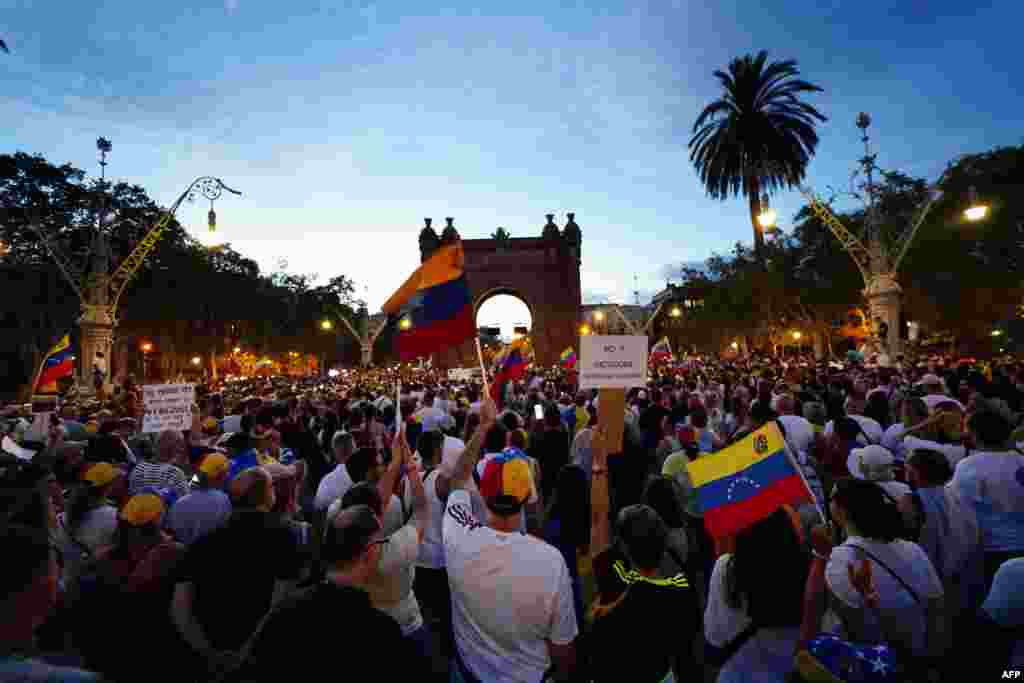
864, 272, 902, 364
78, 304, 116, 396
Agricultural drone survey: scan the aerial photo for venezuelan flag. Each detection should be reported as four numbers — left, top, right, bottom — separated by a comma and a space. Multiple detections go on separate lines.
34, 334, 74, 395
382, 242, 475, 360
559, 347, 576, 369
686, 422, 812, 539
490, 339, 529, 406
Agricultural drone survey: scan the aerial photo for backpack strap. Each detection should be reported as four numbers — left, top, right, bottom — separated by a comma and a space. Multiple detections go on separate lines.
847, 543, 921, 605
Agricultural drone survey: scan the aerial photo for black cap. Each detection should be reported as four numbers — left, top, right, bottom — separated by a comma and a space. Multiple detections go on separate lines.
322, 504, 382, 565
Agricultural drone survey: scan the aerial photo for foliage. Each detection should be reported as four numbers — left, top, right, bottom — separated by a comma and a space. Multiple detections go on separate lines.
690, 51, 827, 256
0, 152, 365, 393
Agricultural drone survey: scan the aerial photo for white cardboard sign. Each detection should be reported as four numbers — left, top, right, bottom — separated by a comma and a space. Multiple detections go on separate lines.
142, 383, 195, 433
579, 335, 648, 390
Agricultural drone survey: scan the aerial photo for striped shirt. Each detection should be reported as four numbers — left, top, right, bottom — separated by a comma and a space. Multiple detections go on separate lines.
129, 460, 190, 499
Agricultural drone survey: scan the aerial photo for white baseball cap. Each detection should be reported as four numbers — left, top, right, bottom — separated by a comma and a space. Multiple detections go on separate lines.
847, 444, 895, 481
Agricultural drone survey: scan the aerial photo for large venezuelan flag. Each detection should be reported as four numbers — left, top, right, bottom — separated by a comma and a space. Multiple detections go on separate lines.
382, 242, 475, 360
686, 422, 812, 539
34, 334, 74, 395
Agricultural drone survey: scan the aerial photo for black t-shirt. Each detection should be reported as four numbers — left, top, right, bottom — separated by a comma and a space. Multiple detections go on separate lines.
588, 557, 700, 683
177, 511, 303, 651
237, 581, 420, 682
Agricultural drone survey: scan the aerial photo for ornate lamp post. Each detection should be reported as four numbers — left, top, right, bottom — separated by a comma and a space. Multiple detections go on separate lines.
758, 115, 989, 363
28, 138, 241, 394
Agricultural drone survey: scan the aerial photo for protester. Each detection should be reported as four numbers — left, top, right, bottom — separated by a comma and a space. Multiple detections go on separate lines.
165, 452, 232, 545
128, 430, 190, 499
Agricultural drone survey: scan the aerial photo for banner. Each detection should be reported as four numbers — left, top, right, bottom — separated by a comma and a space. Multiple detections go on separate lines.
142, 383, 195, 433
579, 335, 648, 390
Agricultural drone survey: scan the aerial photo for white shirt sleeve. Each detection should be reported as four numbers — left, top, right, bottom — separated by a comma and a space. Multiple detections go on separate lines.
547, 555, 579, 646
379, 524, 419, 574
443, 489, 482, 550
704, 554, 752, 647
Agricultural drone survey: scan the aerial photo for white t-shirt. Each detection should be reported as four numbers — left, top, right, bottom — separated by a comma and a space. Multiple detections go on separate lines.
824, 415, 884, 446
705, 554, 801, 683
776, 415, 815, 455
443, 489, 577, 683
56, 506, 118, 589
313, 463, 353, 511
418, 470, 448, 569
826, 537, 943, 656
902, 436, 967, 468
365, 524, 423, 636
881, 424, 907, 461
952, 449, 1024, 553
415, 405, 452, 433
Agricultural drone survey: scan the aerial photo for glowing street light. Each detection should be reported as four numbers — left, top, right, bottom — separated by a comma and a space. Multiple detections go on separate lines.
731, 341, 739, 350
191, 356, 201, 366
233, 346, 241, 354
140, 342, 153, 353
670, 306, 682, 318
399, 318, 412, 330
320, 319, 333, 331
965, 186, 989, 222
792, 331, 802, 341
594, 310, 605, 322
991, 329, 1003, 337
757, 194, 777, 229
579, 324, 591, 336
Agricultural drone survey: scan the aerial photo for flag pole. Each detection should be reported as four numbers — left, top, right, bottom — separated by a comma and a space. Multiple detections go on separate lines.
396, 380, 402, 434
776, 423, 827, 525
474, 337, 490, 399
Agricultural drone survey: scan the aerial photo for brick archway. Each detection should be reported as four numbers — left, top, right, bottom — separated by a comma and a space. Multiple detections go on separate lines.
419, 215, 582, 369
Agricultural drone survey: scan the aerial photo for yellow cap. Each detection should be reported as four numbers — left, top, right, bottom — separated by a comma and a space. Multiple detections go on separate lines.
119, 493, 165, 526
82, 462, 120, 488
198, 452, 230, 478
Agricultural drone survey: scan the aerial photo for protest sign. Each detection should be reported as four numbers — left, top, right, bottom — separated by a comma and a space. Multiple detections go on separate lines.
579, 335, 647, 390
142, 383, 195, 433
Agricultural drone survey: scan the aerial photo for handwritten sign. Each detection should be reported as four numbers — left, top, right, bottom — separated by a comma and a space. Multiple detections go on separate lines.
579, 335, 648, 390
142, 383, 195, 433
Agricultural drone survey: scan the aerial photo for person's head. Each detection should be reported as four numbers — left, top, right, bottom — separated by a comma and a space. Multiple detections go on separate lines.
196, 452, 230, 490
462, 411, 481, 443
116, 491, 170, 547
544, 404, 562, 430
478, 450, 535, 531
906, 448, 954, 488
847, 444, 896, 483
830, 477, 904, 541
331, 431, 355, 465
228, 467, 275, 512
918, 374, 945, 395
483, 422, 508, 455
156, 429, 187, 466
967, 401, 1015, 449
802, 401, 827, 427
321, 504, 384, 583
341, 480, 385, 517
726, 507, 807, 627
834, 416, 861, 443
690, 407, 709, 430
615, 505, 667, 573
266, 463, 302, 516
775, 393, 796, 416
417, 430, 445, 468
864, 392, 890, 426
347, 447, 384, 484
643, 476, 686, 530
509, 428, 529, 451
901, 397, 930, 429
0, 525, 59, 633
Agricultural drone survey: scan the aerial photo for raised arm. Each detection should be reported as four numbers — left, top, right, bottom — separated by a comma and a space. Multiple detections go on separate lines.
451, 397, 496, 490
378, 427, 406, 510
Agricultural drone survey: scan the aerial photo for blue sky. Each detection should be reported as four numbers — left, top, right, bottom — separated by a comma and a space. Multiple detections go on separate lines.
4, 0, 1023, 329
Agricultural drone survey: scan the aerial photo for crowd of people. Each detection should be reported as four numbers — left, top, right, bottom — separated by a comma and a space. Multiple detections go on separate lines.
2, 353, 1024, 681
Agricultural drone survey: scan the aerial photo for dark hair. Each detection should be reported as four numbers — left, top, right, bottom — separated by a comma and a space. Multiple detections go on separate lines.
832, 478, 904, 542
546, 465, 589, 548
643, 476, 686, 529
502, 411, 521, 432
341, 481, 384, 516
509, 429, 528, 451
835, 416, 862, 441
864, 393, 891, 429
417, 431, 445, 467
615, 504, 667, 570
0, 524, 52, 602
726, 507, 808, 627
906, 449, 953, 485
347, 447, 380, 483
968, 405, 1013, 447
321, 504, 380, 566
690, 407, 709, 430
483, 423, 508, 455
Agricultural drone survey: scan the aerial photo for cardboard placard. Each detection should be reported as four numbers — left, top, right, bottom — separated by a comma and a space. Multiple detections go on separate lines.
579, 335, 648, 390
598, 388, 626, 455
142, 383, 195, 433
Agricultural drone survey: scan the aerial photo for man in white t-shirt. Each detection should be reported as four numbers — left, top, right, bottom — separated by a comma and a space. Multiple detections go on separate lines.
314, 431, 355, 511
415, 391, 454, 433
443, 398, 577, 683
917, 374, 965, 412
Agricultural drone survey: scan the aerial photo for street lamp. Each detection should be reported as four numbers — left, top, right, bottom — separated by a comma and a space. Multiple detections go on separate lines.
991, 329, 1003, 337
579, 323, 591, 336
140, 342, 153, 353
965, 186, 989, 222
320, 319, 333, 331
191, 356, 201, 366
756, 194, 777, 229
670, 306, 682, 318
233, 346, 241, 354
731, 341, 739, 350
399, 318, 412, 330
792, 331, 802, 341
594, 310, 605, 322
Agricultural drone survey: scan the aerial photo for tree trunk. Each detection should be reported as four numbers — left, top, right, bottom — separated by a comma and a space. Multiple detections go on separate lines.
748, 178, 766, 265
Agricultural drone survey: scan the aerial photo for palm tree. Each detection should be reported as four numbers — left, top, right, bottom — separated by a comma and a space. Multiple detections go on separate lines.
0, 39, 8, 54
690, 51, 826, 263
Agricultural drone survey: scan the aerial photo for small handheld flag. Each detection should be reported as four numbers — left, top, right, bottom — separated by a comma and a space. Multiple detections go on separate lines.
559, 347, 576, 369
650, 337, 674, 363
34, 335, 74, 395
686, 422, 813, 539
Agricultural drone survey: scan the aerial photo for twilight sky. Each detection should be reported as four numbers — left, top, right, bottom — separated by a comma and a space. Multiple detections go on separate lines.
3, 0, 1023, 329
